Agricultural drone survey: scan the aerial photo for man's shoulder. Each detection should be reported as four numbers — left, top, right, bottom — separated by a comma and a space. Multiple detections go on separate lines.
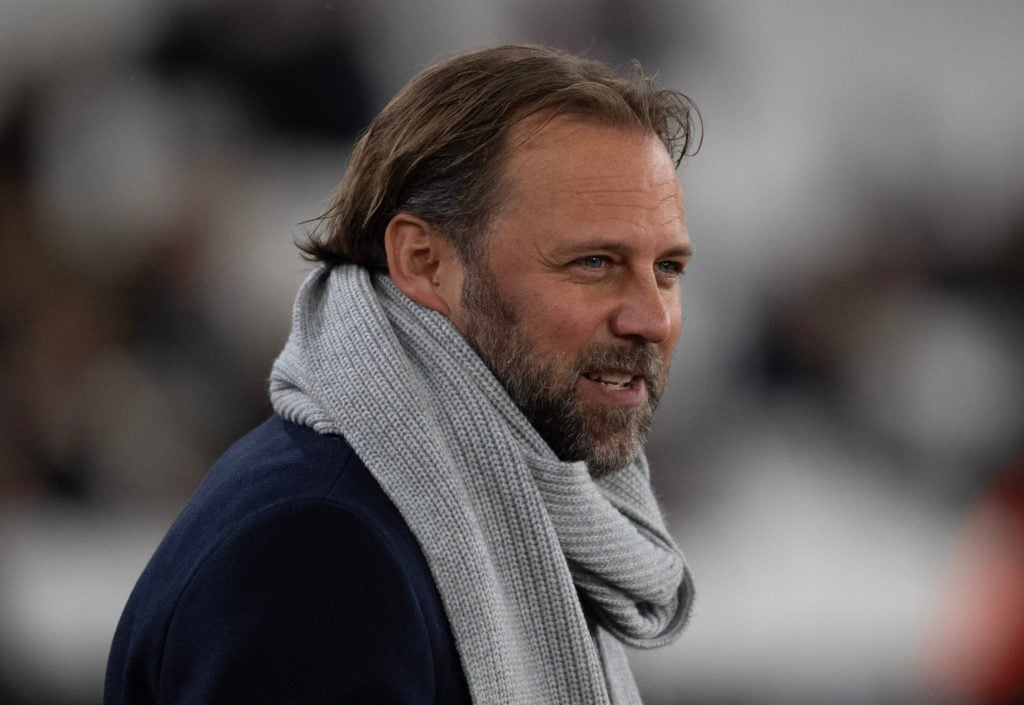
190, 414, 426, 564
206, 413, 355, 499
106, 415, 468, 704
139, 414, 416, 594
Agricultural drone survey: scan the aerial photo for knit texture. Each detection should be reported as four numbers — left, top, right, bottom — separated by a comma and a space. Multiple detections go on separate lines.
269, 264, 694, 705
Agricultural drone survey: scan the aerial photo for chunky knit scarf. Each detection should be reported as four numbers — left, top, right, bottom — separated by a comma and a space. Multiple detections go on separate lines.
269, 264, 693, 705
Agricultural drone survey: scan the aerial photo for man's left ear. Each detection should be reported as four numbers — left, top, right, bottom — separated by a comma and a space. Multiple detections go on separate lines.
384, 213, 463, 317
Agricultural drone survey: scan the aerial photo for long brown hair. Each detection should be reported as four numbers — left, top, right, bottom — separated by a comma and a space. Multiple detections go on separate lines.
301, 44, 701, 268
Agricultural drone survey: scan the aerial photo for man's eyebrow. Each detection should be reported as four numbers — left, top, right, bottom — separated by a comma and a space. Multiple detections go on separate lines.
553, 240, 694, 259
662, 243, 694, 259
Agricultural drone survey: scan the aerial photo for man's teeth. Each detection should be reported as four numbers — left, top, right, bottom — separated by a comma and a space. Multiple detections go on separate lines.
585, 371, 633, 388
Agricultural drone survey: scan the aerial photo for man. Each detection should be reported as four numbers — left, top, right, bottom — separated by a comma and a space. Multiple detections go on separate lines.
105, 44, 698, 705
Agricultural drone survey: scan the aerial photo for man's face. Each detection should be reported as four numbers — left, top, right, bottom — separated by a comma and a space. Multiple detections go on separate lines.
450, 116, 691, 476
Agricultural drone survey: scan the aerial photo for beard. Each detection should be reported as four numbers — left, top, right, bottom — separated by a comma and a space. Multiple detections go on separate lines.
459, 262, 668, 477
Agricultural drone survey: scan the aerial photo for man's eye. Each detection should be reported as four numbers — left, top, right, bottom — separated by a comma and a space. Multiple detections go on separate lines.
579, 255, 609, 269
656, 261, 684, 277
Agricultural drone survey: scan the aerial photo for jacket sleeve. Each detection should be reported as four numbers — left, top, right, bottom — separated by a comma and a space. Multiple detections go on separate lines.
157, 500, 441, 704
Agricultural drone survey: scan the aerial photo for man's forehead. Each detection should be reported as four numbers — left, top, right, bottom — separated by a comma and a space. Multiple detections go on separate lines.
508, 112, 660, 159
502, 115, 681, 199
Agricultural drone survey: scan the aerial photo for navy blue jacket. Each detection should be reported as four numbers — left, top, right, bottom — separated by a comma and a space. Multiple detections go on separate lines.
105, 415, 470, 704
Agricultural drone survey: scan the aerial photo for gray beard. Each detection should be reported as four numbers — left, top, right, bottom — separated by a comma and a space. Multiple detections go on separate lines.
458, 262, 666, 477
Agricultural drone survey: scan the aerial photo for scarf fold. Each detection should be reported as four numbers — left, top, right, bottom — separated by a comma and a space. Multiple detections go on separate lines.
269, 264, 693, 705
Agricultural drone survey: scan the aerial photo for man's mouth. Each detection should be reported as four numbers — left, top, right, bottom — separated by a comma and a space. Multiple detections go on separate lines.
582, 370, 636, 390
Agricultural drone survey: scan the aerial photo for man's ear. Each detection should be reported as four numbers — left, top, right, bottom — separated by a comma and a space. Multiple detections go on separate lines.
384, 213, 463, 317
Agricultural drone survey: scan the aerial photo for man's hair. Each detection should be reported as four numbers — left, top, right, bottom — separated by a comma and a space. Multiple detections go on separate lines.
301, 44, 701, 268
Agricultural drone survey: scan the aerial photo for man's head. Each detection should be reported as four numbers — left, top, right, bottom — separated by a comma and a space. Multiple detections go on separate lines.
306, 45, 698, 475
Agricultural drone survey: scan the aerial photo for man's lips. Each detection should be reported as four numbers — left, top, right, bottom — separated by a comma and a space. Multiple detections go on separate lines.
578, 371, 647, 408
582, 370, 641, 390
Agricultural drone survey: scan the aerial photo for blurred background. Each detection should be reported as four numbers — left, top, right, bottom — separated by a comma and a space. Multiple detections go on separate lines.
1, 1, 1022, 703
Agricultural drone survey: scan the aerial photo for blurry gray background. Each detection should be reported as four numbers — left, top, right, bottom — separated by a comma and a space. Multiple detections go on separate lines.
1, 1, 1022, 704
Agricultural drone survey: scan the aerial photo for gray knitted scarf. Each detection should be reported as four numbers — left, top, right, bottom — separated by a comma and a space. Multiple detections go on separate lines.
269, 264, 693, 705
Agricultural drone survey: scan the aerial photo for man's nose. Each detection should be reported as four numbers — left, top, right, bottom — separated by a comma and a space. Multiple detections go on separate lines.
609, 276, 674, 344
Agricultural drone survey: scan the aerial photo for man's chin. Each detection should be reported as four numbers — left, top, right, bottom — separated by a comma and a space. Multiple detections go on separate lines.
577, 426, 646, 478
582, 444, 640, 478
531, 411, 639, 477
